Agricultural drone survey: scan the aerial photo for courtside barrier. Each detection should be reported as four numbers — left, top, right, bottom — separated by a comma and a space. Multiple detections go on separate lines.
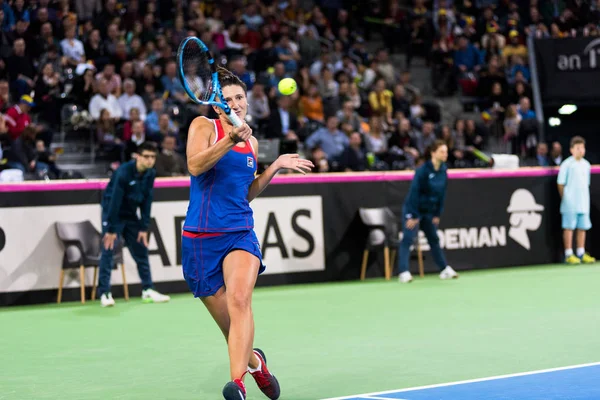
1, 167, 599, 306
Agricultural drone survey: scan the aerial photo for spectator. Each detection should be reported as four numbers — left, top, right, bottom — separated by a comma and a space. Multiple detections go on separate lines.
96, 108, 124, 162
532, 142, 550, 167
518, 97, 536, 120
300, 83, 325, 123
503, 103, 522, 153
60, 25, 85, 67
155, 135, 187, 177
34, 139, 60, 177
502, 31, 527, 65
242, 4, 264, 32
336, 100, 362, 133
368, 78, 393, 123
266, 95, 299, 141
389, 118, 419, 159
317, 67, 340, 117
34, 62, 61, 127
161, 60, 188, 104
309, 146, 330, 173
310, 53, 334, 80
126, 120, 146, 160
119, 79, 147, 121
6, 38, 35, 99
0, 80, 9, 111
229, 55, 254, 91
85, 29, 108, 70
148, 113, 177, 143
73, 66, 96, 107
5, 126, 46, 174
550, 142, 564, 166
122, 107, 142, 142
145, 99, 175, 137
365, 115, 389, 159
96, 64, 122, 97
415, 121, 437, 155
4, 95, 35, 141
305, 115, 349, 161
391, 84, 411, 119
89, 78, 122, 121
454, 35, 483, 74
247, 82, 270, 132
375, 48, 396, 87
409, 94, 426, 127
339, 131, 368, 172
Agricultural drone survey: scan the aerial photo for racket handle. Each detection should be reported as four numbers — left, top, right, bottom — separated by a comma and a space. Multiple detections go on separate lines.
227, 110, 243, 128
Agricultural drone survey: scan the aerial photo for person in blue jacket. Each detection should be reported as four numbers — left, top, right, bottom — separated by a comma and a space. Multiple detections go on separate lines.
98, 141, 171, 307
398, 140, 459, 283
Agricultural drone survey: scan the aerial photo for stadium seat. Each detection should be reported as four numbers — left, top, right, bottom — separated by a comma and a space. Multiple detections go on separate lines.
358, 207, 400, 281
54, 221, 128, 304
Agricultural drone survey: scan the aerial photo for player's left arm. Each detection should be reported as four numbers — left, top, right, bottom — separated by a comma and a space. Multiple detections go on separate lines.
247, 137, 313, 202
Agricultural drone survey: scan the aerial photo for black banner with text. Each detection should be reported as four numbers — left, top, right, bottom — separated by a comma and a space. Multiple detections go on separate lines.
534, 37, 600, 104
1, 173, 599, 305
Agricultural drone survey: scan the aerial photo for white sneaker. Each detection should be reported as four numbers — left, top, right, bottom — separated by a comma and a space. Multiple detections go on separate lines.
439, 266, 459, 280
399, 271, 413, 283
100, 293, 115, 307
142, 289, 170, 303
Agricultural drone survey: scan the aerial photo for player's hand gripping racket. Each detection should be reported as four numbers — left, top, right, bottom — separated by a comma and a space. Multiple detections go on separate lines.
177, 36, 243, 128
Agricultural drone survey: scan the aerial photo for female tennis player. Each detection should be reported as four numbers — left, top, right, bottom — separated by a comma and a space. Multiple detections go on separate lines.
182, 68, 313, 400
398, 139, 459, 283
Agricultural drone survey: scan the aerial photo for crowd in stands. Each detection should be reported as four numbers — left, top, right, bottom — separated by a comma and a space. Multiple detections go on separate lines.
0, 0, 593, 180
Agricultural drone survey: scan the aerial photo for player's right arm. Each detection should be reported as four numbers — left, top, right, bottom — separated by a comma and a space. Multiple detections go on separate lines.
186, 116, 251, 176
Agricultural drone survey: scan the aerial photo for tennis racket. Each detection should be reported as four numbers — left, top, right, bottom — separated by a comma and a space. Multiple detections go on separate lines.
471, 147, 495, 167
176, 36, 243, 128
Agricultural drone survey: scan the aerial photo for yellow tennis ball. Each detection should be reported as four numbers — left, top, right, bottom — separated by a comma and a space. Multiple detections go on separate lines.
278, 78, 297, 95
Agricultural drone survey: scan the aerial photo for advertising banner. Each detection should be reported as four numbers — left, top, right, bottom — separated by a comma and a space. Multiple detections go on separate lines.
1, 169, 600, 305
534, 37, 600, 103
0, 196, 325, 296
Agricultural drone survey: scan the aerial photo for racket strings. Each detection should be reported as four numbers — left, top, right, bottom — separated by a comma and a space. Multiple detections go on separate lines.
178, 41, 213, 102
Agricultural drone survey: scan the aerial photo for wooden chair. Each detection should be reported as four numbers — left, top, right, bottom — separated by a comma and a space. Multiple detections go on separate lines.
358, 207, 399, 281
55, 221, 129, 304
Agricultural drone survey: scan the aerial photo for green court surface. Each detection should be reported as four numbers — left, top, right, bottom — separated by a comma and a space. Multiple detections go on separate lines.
2, 264, 600, 400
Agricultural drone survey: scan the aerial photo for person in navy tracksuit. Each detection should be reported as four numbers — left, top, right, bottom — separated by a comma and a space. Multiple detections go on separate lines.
398, 139, 459, 283
98, 141, 170, 307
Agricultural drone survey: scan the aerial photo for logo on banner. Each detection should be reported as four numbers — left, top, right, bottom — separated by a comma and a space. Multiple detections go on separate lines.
252, 196, 325, 274
557, 37, 600, 71
403, 188, 544, 252
506, 189, 544, 250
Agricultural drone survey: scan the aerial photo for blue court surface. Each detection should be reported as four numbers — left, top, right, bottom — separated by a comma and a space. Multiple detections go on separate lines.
323, 362, 600, 400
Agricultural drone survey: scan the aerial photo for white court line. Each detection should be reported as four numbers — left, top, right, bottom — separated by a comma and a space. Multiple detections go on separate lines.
362, 397, 407, 400
321, 361, 600, 400
346, 397, 406, 400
